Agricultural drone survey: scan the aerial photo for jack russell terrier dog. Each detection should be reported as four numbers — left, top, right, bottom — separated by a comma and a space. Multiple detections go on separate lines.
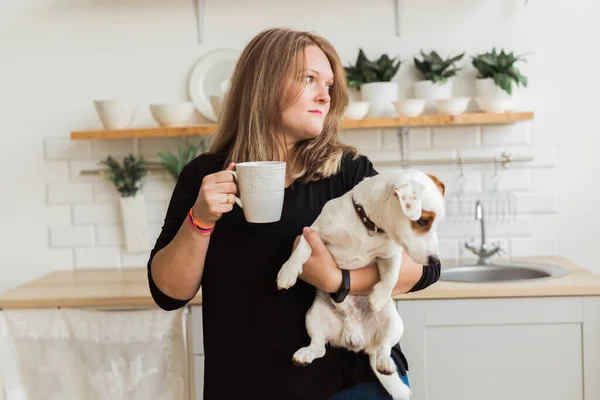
276, 169, 446, 400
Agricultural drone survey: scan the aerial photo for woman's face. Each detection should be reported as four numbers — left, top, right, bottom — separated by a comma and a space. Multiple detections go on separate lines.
279, 45, 334, 148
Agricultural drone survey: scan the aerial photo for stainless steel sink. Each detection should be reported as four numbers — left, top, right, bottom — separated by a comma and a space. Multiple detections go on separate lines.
440, 261, 569, 283
440, 199, 569, 283
439, 198, 570, 283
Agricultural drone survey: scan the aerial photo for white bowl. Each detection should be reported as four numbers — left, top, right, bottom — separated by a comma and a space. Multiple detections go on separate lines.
344, 101, 370, 120
434, 97, 471, 115
393, 99, 427, 117
150, 102, 195, 127
93, 100, 137, 130
475, 97, 514, 113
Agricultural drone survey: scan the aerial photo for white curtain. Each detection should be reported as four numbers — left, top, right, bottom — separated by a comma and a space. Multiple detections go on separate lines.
0, 307, 190, 400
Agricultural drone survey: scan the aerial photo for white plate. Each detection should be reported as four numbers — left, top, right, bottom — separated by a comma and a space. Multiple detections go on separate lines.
188, 49, 240, 122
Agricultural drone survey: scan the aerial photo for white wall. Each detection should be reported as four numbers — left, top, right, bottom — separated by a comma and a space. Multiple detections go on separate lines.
1, 0, 599, 293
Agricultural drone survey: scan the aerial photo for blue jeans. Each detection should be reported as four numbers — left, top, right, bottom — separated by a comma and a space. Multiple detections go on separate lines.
330, 371, 410, 399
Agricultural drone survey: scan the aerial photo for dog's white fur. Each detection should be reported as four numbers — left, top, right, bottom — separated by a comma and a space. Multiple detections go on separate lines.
276, 169, 445, 400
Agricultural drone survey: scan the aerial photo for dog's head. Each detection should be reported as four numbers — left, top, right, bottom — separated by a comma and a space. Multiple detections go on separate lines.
382, 170, 446, 266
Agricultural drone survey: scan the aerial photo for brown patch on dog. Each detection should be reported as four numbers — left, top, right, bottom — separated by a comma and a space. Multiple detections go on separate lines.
411, 210, 436, 234
427, 173, 446, 197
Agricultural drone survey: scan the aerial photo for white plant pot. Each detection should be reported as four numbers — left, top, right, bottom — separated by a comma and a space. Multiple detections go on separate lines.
414, 80, 453, 100
475, 77, 511, 98
414, 80, 453, 114
360, 82, 398, 118
475, 78, 515, 112
120, 193, 150, 253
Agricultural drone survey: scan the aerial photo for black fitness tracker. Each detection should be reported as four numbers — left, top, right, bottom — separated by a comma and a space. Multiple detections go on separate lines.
330, 269, 350, 303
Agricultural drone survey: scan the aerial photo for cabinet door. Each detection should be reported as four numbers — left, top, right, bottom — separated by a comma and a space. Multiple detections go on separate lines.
190, 305, 204, 355
190, 306, 204, 400
397, 297, 584, 400
193, 355, 205, 400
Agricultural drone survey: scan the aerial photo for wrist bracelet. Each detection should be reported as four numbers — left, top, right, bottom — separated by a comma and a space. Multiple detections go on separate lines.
330, 269, 351, 303
188, 208, 214, 236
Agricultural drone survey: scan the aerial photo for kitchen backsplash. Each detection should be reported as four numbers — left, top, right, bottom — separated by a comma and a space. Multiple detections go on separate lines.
43, 123, 557, 269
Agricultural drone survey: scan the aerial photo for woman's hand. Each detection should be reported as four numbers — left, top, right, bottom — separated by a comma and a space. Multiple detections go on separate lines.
191, 162, 238, 225
296, 227, 342, 293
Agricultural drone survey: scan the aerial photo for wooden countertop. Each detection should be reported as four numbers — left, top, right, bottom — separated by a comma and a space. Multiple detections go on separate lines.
0, 257, 599, 309
395, 256, 600, 301
0, 268, 202, 310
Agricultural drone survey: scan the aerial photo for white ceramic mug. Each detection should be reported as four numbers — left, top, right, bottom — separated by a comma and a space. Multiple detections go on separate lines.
227, 161, 286, 223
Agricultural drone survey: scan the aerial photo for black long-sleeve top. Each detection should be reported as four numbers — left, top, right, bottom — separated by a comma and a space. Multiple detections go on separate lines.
147, 151, 440, 399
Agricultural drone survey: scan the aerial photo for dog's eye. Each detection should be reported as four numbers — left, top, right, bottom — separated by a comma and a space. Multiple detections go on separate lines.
416, 218, 429, 227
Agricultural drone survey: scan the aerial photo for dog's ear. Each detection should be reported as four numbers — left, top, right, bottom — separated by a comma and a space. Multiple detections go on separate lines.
394, 181, 425, 221
426, 173, 445, 197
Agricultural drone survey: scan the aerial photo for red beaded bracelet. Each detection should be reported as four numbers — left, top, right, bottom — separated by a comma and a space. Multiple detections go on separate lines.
188, 208, 215, 236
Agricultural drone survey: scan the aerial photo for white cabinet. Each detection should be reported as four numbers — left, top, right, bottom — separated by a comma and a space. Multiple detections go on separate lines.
193, 355, 205, 400
189, 297, 600, 400
396, 296, 600, 400
190, 305, 204, 400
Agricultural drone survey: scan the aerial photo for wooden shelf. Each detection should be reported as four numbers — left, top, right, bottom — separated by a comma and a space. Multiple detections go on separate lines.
70, 111, 534, 140
71, 124, 215, 140
341, 111, 534, 129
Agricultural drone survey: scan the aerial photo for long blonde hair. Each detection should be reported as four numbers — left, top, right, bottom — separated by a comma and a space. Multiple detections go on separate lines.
209, 27, 357, 183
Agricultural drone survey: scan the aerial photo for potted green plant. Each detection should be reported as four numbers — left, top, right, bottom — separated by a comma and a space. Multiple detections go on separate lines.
472, 48, 528, 112
157, 137, 210, 182
345, 49, 401, 117
413, 50, 464, 100
99, 154, 150, 253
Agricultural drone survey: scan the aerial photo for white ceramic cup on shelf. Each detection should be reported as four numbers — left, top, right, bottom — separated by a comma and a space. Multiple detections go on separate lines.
226, 161, 287, 223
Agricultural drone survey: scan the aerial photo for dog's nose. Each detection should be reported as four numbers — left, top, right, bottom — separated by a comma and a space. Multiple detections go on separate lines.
427, 255, 441, 268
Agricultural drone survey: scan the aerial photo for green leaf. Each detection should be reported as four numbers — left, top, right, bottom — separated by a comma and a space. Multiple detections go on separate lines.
156, 138, 209, 182
520, 75, 528, 87
413, 50, 464, 82
430, 51, 443, 64
473, 48, 528, 91
447, 53, 465, 64
99, 153, 149, 197
346, 49, 401, 86
494, 73, 513, 94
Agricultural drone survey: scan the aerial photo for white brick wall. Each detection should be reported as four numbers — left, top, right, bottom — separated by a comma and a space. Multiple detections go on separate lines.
47, 183, 94, 204
431, 126, 480, 148
44, 123, 558, 269
75, 248, 122, 268
95, 225, 124, 246
510, 237, 558, 257
481, 122, 532, 146
43, 137, 177, 269
49, 226, 95, 247
44, 139, 90, 160
341, 122, 558, 262
73, 204, 120, 225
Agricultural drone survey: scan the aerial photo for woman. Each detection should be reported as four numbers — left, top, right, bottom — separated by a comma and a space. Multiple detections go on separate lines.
148, 27, 440, 399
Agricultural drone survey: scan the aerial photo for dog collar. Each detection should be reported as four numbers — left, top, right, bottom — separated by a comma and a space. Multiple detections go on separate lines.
352, 197, 386, 235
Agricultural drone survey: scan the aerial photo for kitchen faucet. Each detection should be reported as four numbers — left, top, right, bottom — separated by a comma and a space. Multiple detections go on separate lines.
464, 199, 503, 265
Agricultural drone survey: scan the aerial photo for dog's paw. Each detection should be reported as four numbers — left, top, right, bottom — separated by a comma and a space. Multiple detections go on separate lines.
292, 347, 321, 366
368, 288, 390, 312
389, 383, 412, 400
375, 355, 396, 375
342, 327, 365, 351
277, 261, 301, 290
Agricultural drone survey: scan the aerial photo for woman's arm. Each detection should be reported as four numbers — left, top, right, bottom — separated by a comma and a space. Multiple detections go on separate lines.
149, 162, 237, 307
297, 227, 434, 295
151, 219, 211, 301
347, 251, 424, 296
